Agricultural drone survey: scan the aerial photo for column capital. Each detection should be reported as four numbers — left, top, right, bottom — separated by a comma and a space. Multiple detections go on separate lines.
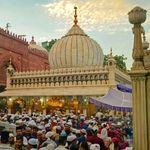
129, 69, 148, 76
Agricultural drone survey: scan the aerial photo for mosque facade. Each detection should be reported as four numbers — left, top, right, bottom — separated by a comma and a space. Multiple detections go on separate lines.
0, 28, 49, 92
0, 7, 131, 116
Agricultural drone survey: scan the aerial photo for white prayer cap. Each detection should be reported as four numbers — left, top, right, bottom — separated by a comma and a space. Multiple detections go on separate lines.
67, 134, 77, 142
9, 133, 14, 137
63, 121, 66, 125
76, 129, 81, 134
80, 129, 86, 134
56, 126, 61, 130
90, 144, 100, 150
80, 116, 85, 120
117, 122, 122, 126
62, 117, 66, 120
28, 138, 38, 146
28, 120, 36, 127
38, 125, 45, 130
101, 122, 107, 126
16, 119, 23, 124
45, 123, 50, 128
53, 120, 57, 123
47, 143, 55, 150
65, 122, 72, 127
45, 131, 55, 138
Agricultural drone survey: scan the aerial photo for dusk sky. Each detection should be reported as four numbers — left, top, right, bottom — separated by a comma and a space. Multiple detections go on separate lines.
0, 0, 149, 69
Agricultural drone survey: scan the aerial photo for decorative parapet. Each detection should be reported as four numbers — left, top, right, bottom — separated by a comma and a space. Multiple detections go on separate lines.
115, 68, 131, 84
0, 27, 28, 45
7, 67, 109, 89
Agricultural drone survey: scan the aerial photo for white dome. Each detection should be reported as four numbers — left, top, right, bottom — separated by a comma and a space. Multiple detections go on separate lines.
28, 36, 48, 53
49, 25, 104, 69
29, 43, 48, 52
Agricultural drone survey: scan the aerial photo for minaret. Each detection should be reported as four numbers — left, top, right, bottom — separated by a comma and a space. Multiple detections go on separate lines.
128, 6, 150, 150
7, 57, 15, 76
108, 48, 116, 86
108, 47, 116, 67
6, 57, 15, 89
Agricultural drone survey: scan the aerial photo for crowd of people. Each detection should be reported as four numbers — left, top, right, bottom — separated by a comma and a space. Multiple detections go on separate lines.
0, 110, 133, 150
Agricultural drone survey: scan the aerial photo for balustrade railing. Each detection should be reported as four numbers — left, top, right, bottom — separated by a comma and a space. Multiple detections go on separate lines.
9, 67, 109, 88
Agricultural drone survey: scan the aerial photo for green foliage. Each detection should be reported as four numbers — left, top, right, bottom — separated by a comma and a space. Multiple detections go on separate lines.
0, 99, 6, 109
114, 55, 127, 71
13, 101, 21, 113
103, 55, 109, 67
103, 54, 127, 71
42, 39, 57, 51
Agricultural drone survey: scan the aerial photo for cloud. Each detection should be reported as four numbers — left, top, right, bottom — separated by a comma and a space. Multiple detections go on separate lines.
43, 0, 134, 33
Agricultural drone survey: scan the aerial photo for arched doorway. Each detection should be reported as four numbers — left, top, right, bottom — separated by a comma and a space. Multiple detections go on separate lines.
46, 97, 65, 114
12, 98, 25, 114
31, 99, 42, 113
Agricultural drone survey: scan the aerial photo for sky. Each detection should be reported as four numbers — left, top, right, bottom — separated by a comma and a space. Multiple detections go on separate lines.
0, 0, 150, 69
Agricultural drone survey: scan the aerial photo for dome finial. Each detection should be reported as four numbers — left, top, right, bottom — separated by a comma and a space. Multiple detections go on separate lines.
30, 36, 36, 44
74, 6, 78, 25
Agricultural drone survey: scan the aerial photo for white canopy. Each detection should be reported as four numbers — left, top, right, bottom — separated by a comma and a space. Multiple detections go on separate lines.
90, 88, 132, 112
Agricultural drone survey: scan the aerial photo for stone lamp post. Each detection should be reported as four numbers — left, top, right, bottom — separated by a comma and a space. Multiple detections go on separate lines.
128, 6, 146, 70
128, 7, 150, 150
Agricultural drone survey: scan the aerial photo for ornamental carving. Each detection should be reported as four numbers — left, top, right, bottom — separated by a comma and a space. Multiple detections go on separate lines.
9, 69, 109, 89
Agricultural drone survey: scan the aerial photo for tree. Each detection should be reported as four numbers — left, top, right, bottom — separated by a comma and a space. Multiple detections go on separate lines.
42, 39, 58, 51
0, 98, 7, 111
103, 54, 127, 71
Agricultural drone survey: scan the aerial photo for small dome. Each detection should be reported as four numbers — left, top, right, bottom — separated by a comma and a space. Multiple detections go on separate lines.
49, 25, 104, 69
29, 36, 48, 53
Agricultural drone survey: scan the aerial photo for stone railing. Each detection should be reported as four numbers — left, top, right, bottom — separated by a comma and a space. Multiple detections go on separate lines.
8, 67, 109, 89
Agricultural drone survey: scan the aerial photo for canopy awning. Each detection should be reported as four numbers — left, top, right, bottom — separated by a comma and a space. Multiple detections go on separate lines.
90, 88, 132, 112
117, 83, 132, 93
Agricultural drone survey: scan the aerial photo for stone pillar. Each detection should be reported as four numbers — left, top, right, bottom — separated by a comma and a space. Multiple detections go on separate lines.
128, 7, 149, 150
28, 98, 33, 115
41, 97, 46, 115
7, 98, 13, 114
131, 74, 148, 150
146, 76, 150, 148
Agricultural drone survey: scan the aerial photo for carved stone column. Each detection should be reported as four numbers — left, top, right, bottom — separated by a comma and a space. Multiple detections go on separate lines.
131, 74, 148, 150
128, 7, 146, 70
146, 75, 150, 148
128, 7, 149, 150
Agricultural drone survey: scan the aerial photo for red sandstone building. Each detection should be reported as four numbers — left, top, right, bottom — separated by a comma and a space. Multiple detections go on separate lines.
0, 28, 49, 92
